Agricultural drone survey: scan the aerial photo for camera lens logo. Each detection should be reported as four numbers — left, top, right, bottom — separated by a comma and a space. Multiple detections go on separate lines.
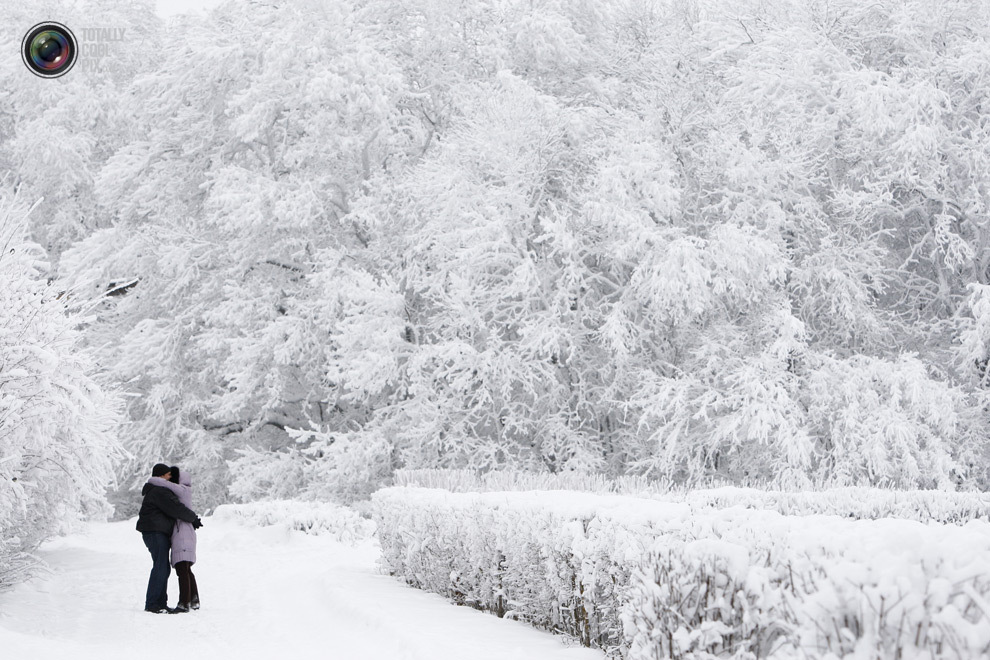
22, 22, 78, 78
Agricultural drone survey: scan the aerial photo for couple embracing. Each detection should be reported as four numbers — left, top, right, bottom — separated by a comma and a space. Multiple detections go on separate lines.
135, 463, 204, 614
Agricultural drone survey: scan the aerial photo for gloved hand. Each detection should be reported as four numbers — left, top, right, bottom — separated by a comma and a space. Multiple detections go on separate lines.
192, 518, 203, 529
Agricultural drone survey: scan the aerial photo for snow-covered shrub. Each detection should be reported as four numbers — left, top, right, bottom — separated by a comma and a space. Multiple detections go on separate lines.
671, 485, 990, 525
393, 469, 990, 525
0, 197, 123, 590
228, 426, 393, 505
212, 499, 375, 542
803, 353, 966, 488
373, 488, 652, 654
958, 284, 990, 389
373, 487, 990, 659
227, 447, 310, 503
625, 512, 990, 660
393, 468, 683, 494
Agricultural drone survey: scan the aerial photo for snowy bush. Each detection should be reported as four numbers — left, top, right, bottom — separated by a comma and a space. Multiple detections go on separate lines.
374, 487, 644, 655
668, 486, 990, 526
394, 469, 990, 525
625, 513, 990, 660
803, 354, 966, 488
373, 487, 990, 659
394, 468, 683, 494
212, 500, 375, 543
228, 426, 394, 505
0, 197, 123, 590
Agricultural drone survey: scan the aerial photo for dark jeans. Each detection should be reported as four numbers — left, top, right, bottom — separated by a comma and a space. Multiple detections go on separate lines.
142, 532, 171, 610
175, 560, 199, 606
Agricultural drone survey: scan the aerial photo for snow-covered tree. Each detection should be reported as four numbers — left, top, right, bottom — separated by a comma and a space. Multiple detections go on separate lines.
0, 194, 122, 589
0, 0, 161, 262
17, 0, 990, 501
58, 0, 417, 509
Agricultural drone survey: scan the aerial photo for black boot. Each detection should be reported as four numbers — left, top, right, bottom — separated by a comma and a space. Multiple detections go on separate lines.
170, 603, 190, 613
190, 595, 200, 610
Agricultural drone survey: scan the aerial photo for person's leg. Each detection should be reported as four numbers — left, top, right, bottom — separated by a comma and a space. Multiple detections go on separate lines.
142, 532, 172, 611
188, 564, 199, 608
175, 561, 191, 607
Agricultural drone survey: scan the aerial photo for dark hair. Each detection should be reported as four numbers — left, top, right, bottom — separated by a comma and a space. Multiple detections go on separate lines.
151, 463, 170, 477
168, 466, 180, 484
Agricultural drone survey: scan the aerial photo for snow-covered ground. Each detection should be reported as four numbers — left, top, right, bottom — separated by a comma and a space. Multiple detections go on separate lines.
0, 515, 603, 660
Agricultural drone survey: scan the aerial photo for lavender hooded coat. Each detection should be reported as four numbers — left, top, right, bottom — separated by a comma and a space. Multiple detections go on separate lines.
147, 472, 197, 566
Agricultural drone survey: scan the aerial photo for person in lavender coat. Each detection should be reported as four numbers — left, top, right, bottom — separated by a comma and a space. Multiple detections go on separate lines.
147, 466, 201, 612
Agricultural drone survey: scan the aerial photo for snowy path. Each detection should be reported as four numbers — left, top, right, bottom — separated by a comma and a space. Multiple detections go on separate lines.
0, 517, 604, 660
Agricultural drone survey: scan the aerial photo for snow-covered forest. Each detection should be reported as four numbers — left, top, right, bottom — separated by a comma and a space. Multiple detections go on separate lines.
3, 0, 990, 603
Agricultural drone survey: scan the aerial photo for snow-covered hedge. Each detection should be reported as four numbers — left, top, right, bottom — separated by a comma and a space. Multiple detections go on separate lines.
625, 512, 990, 660
213, 500, 375, 542
374, 487, 639, 654
373, 487, 990, 659
658, 486, 990, 525
394, 469, 990, 524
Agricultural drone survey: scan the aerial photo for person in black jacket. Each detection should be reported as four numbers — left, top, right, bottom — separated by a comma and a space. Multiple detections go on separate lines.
136, 463, 203, 613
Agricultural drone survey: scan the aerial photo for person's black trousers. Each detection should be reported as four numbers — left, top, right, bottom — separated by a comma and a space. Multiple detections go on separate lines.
142, 531, 171, 610
175, 560, 199, 607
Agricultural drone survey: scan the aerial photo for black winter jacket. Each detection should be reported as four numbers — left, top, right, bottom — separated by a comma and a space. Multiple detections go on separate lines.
135, 482, 199, 534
